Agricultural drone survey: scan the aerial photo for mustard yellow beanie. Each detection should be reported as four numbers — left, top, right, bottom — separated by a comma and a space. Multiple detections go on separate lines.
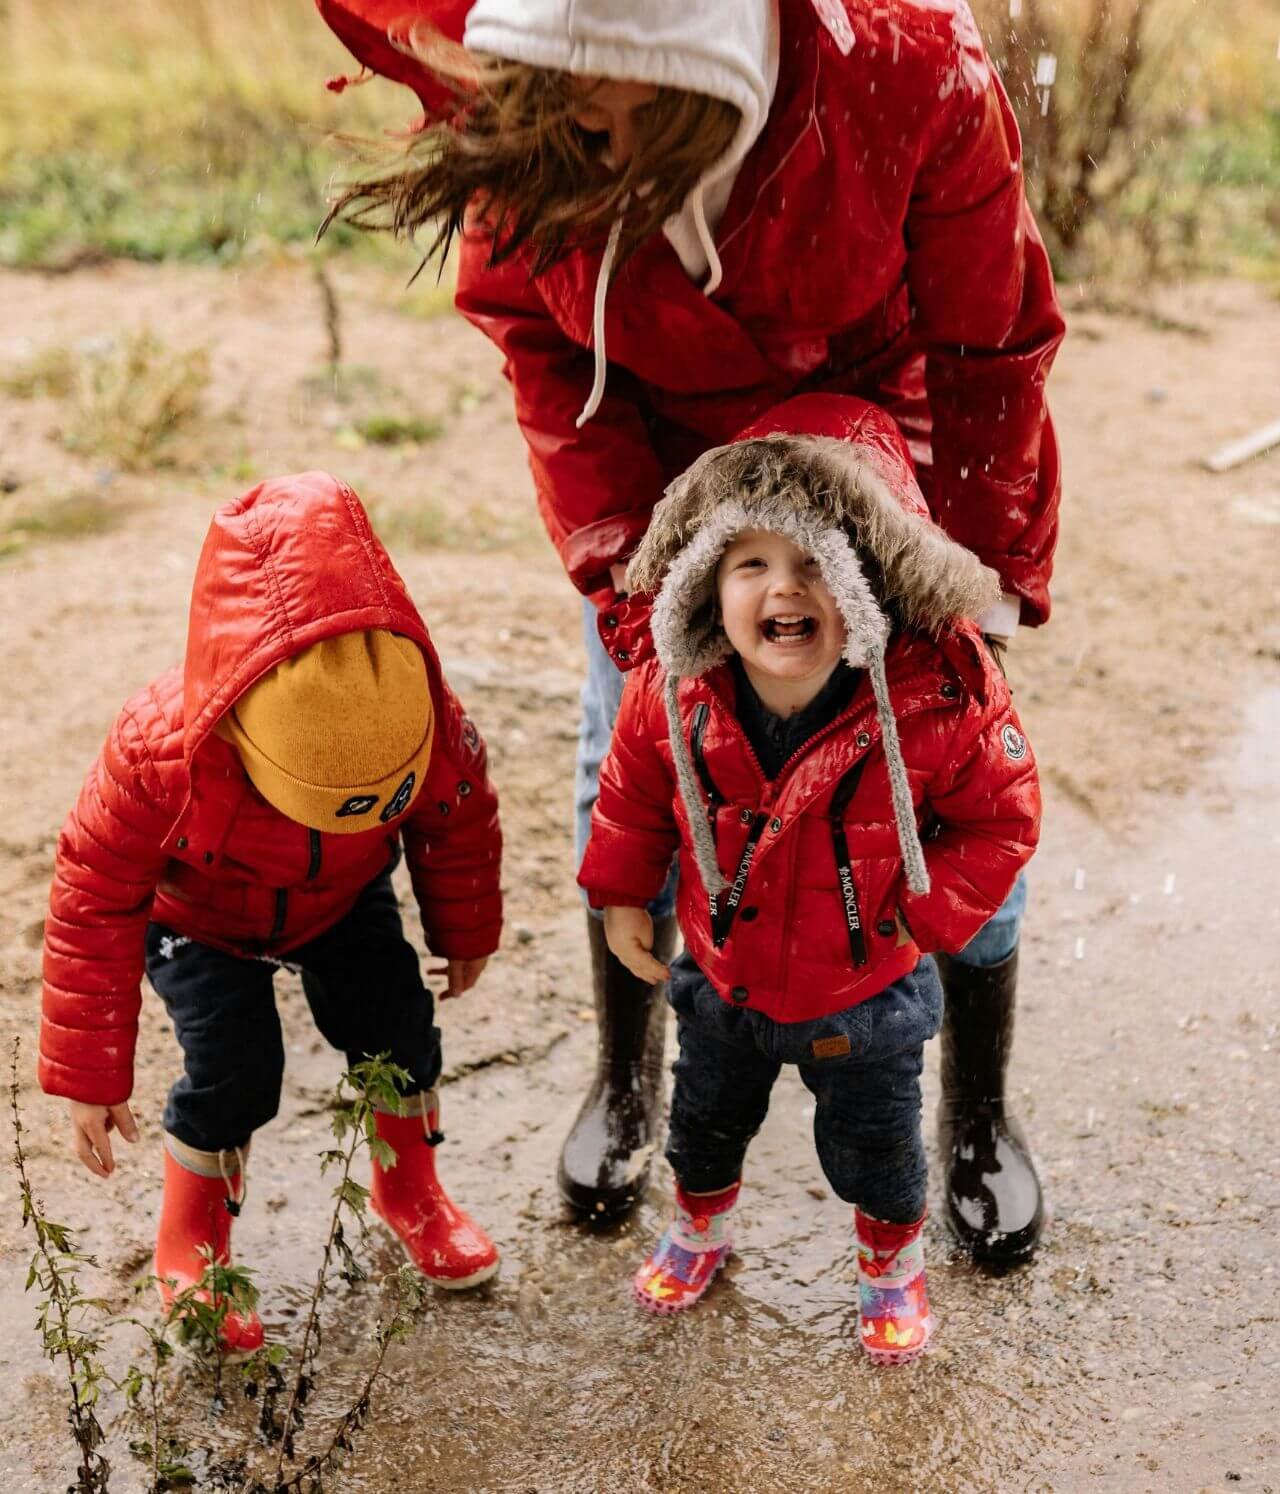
221, 630, 433, 833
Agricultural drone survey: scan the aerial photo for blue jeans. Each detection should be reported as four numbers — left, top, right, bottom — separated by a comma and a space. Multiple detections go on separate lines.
574, 599, 1027, 955
665, 953, 945, 1223
575, 600, 677, 918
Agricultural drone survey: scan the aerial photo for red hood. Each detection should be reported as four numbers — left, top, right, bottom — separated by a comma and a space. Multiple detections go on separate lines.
183, 471, 436, 760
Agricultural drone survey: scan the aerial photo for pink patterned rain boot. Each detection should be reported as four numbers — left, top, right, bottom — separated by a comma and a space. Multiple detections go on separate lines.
855, 1208, 933, 1364
632, 1181, 739, 1314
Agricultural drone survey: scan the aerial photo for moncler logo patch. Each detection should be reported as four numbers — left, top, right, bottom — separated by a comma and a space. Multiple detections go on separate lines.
1001, 724, 1028, 761
380, 772, 415, 823
811, 1034, 853, 1060
336, 794, 378, 818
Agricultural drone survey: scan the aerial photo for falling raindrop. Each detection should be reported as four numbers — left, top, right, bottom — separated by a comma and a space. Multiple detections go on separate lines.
1035, 54, 1058, 87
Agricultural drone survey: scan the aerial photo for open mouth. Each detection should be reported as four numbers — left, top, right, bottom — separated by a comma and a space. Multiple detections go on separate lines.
761, 614, 817, 644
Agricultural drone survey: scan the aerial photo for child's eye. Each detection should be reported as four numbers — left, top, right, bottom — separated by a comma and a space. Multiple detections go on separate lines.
735, 557, 766, 571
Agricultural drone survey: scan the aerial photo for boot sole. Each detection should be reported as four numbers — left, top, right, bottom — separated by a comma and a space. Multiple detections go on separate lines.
557, 1164, 649, 1223
630, 1256, 725, 1315
378, 1219, 501, 1290
860, 1316, 934, 1365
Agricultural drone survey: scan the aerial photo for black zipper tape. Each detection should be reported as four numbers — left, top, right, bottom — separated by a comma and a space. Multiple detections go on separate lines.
713, 811, 768, 949
829, 759, 869, 968
691, 702, 726, 925
306, 829, 322, 881
270, 888, 288, 939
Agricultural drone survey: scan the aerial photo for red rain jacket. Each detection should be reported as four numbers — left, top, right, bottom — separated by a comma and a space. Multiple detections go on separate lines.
39, 474, 503, 1106
317, 0, 1064, 626
577, 395, 1041, 1024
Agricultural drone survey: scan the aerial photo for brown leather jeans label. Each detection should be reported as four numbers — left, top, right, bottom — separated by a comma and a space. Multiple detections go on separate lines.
811, 1034, 852, 1060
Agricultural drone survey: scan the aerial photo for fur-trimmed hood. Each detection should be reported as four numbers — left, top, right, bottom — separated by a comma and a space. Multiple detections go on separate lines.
632, 406, 1001, 901
630, 434, 1001, 669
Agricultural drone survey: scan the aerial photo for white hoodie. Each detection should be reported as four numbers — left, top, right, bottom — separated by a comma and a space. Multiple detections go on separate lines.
463, 0, 780, 421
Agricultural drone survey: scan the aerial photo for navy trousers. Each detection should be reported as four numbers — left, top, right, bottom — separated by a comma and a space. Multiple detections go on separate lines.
664, 952, 944, 1224
145, 872, 441, 1151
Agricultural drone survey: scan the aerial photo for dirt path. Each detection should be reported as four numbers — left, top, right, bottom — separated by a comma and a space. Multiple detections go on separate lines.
0, 264, 1278, 1491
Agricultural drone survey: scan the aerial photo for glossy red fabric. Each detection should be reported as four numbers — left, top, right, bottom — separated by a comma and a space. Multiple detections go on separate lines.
579, 631, 1039, 1024
40, 474, 502, 1105
576, 396, 1040, 1023
406, 0, 1064, 621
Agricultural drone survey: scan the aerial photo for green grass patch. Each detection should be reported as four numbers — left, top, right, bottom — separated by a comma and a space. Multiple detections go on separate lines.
0, 489, 129, 559
355, 414, 444, 447
0, 0, 413, 269
369, 494, 540, 555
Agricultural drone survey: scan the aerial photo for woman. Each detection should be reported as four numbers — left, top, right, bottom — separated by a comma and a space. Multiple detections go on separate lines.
319, 0, 1063, 1264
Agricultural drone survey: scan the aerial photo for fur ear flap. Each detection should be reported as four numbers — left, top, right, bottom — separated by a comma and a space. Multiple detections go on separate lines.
802, 439, 1002, 632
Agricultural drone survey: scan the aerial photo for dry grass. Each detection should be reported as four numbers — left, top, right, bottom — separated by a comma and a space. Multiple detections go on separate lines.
0, 344, 77, 400
971, 0, 1280, 277
63, 331, 210, 471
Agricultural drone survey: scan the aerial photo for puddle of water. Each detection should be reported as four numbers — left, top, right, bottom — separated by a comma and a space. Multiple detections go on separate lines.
2, 692, 1276, 1491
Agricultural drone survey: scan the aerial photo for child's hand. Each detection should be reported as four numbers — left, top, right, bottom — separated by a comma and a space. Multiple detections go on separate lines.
603, 906, 671, 984
431, 956, 489, 999
68, 1100, 138, 1179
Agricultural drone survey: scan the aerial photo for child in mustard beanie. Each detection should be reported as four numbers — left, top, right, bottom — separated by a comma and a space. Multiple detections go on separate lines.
38, 471, 504, 1351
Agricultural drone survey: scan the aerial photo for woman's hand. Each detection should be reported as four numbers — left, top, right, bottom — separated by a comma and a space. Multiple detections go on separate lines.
603, 906, 670, 983
68, 1099, 138, 1178
432, 956, 489, 999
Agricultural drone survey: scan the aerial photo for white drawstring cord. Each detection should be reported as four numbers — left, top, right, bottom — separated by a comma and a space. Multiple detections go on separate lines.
575, 213, 626, 429
692, 183, 725, 296
869, 648, 931, 896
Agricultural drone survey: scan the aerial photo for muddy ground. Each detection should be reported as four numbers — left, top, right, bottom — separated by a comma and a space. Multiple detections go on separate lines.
0, 263, 1277, 1492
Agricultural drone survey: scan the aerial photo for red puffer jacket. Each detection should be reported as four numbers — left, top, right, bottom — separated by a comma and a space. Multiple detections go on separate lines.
461, 1, 1062, 625
39, 473, 502, 1106
579, 633, 1039, 1024
318, 0, 1064, 626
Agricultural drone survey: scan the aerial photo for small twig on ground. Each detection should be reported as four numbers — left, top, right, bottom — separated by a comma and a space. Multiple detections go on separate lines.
10, 1037, 112, 1493
269, 1057, 410, 1485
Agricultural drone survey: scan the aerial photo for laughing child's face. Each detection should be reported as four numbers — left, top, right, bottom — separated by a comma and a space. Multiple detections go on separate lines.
715, 529, 846, 713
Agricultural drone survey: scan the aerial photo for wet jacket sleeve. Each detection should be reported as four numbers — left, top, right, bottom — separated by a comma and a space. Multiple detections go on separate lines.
454, 234, 668, 598
896, 683, 1041, 955
401, 681, 502, 961
40, 704, 174, 1106
906, 57, 1065, 626
577, 663, 680, 908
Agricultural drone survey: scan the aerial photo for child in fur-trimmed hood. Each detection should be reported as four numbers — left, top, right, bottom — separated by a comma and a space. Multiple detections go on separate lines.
578, 395, 1040, 1359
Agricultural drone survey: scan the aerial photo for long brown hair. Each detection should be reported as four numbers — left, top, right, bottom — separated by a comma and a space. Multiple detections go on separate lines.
325, 29, 741, 277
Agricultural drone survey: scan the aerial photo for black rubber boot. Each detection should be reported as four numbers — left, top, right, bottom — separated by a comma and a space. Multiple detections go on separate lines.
936, 948, 1044, 1266
557, 913, 677, 1221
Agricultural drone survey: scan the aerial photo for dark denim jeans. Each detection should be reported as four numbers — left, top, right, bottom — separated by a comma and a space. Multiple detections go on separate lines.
145, 872, 441, 1152
665, 952, 944, 1224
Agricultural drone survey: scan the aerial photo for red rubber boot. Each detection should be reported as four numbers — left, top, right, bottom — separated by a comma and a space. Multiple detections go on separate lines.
155, 1142, 264, 1356
370, 1091, 499, 1289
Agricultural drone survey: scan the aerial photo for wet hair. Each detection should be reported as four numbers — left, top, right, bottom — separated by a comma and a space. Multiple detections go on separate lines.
324, 28, 741, 277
